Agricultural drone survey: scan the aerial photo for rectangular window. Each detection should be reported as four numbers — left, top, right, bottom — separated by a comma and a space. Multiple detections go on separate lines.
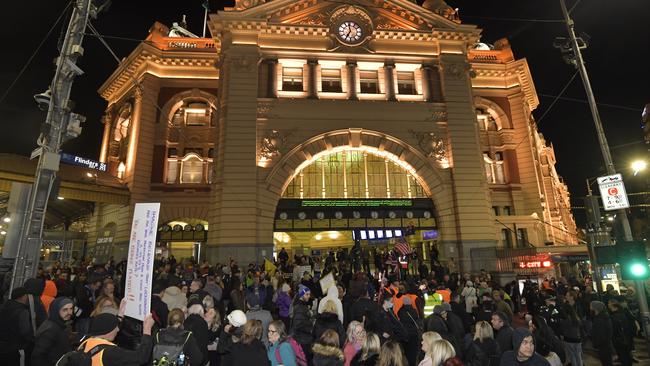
397, 71, 416, 95
360, 70, 379, 94
166, 160, 178, 184
282, 67, 304, 91
181, 158, 204, 184
492, 206, 499, 216
484, 152, 506, 184
517, 228, 528, 248
321, 68, 342, 93
501, 229, 512, 248
167, 148, 178, 158
503, 206, 512, 216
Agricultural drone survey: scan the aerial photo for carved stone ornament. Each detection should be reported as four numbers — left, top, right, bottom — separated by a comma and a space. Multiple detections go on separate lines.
427, 110, 448, 123
443, 62, 470, 80
259, 129, 289, 162
229, 56, 257, 72
234, 0, 266, 11
297, 13, 328, 26
410, 130, 447, 162
422, 0, 461, 23
257, 101, 278, 119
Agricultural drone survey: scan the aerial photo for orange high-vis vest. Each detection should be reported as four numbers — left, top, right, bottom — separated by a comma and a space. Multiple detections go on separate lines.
81, 337, 116, 366
392, 293, 419, 318
436, 289, 451, 304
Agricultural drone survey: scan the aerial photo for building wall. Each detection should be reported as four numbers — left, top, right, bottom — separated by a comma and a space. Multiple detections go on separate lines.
91, 1, 578, 271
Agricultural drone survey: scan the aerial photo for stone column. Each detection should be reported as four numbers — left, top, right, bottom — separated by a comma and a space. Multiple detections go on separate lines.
421, 64, 434, 102
439, 54, 496, 272
266, 58, 278, 98
347, 61, 358, 100
384, 62, 397, 101
99, 110, 113, 163
307, 59, 319, 99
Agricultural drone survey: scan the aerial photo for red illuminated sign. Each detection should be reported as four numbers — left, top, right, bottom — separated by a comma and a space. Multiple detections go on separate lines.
518, 260, 552, 269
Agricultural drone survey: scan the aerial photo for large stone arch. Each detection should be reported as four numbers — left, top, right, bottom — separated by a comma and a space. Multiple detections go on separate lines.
158, 88, 218, 126
261, 128, 457, 246
474, 96, 511, 130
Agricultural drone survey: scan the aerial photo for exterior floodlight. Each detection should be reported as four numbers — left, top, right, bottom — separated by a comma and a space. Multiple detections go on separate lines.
632, 160, 647, 176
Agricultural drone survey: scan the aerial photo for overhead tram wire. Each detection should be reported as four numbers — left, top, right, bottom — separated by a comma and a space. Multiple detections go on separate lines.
537, 94, 640, 112
0, 1, 73, 106
84, 23, 210, 144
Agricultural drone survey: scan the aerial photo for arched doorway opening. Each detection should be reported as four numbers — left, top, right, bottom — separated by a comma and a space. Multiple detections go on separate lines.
157, 218, 209, 261
273, 146, 439, 261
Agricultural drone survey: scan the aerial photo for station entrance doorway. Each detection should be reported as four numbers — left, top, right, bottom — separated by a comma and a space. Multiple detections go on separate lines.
272, 147, 439, 261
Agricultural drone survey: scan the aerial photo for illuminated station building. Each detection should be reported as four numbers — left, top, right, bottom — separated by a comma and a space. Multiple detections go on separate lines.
90, 0, 579, 273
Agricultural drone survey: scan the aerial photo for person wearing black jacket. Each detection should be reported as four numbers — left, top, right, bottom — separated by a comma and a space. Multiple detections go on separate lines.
398, 297, 421, 366
24, 277, 48, 328
491, 311, 513, 357
31, 297, 74, 366
184, 301, 210, 365
464, 321, 500, 366
224, 319, 270, 366
291, 285, 315, 359
499, 328, 550, 366
442, 303, 465, 352
374, 293, 408, 343
590, 301, 613, 366
313, 304, 346, 347
609, 299, 634, 366
151, 281, 169, 329
0, 287, 35, 366
80, 312, 155, 366
153, 309, 203, 366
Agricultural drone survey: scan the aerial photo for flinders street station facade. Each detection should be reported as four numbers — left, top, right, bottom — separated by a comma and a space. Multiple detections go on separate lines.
86, 0, 579, 273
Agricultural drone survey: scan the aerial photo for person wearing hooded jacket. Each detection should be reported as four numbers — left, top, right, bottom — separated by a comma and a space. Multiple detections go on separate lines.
313, 299, 346, 347
319, 285, 345, 323
398, 296, 422, 366
24, 277, 48, 328
162, 279, 188, 311
291, 284, 315, 359
0, 287, 35, 366
31, 297, 75, 366
41, 279, 57, 315
499, 328, 550, 366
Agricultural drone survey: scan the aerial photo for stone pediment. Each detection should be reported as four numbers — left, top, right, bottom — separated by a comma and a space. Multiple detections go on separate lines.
222, 0, 463, 32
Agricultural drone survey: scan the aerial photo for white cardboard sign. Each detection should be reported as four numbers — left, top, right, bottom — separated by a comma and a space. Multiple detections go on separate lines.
124, 203, 160, 320
597, 174, 630, 211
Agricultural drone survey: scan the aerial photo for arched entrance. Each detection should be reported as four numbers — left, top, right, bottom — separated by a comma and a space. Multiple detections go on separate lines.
266, 129, 452, 261
157, 218, 209, 261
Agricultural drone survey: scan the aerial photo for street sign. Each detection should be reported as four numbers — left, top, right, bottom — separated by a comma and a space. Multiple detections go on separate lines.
60, 153, 107, 172
597, 174, 630, 211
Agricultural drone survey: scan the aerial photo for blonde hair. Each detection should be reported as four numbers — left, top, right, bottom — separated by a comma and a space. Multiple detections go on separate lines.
430, 340, 456, 366
422, 331, 442, 358
322, 299, 338, 314
346, 321, 365, 345
474, 320, 494, 342
377, 341, 405, 366
360, 332, 381, 361
90, 295, 118, 317
168, 308, 185, 328
242, 319, 263, 344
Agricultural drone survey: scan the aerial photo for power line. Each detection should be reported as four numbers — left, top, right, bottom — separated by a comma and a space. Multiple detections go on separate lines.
536, 71, 579, 124
460, 15, 564, 23
0, 1, 72, 106
537, 93, 640, 112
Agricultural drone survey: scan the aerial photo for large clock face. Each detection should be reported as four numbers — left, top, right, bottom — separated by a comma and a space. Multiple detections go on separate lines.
338, 21, 363, 44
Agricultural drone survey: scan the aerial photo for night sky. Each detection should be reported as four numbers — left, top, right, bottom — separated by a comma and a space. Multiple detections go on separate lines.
1, 0, 648, 211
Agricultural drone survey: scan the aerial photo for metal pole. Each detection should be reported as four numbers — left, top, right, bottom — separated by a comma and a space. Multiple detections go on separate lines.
10, 0, 93, 294
560, 0, 650, 354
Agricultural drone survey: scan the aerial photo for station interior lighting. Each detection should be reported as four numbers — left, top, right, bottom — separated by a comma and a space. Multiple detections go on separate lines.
57, 196, 65, 200
632, 160, 647, 176
3, 217, 10, 223
0, 231, 6, 235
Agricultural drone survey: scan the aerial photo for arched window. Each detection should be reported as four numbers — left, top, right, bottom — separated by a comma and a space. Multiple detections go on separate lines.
113, 103, 132, 141
476, 108, 499, 131
170, 100, 212, 127
180, 153, 204, 183
283, 148, 426, 199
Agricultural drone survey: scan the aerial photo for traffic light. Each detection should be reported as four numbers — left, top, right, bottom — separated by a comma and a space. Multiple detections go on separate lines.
618, 241, 650, 280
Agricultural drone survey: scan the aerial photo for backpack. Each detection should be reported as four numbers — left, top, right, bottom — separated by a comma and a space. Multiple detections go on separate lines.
274, 337, 308, 366
152, 329, 192, 366
55, 342, 111, 366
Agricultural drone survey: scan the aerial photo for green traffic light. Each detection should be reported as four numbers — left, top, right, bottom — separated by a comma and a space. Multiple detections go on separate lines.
631, 263, 649, 277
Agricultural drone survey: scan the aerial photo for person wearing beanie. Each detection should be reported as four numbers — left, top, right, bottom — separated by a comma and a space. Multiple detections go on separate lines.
499, 327, 550, 366
31, 297, 74, 365
0, 287, 35, 366
590, 300, 614, 365
24, 277, 48, 327
79, 312, 155, 366
291, 283, 314, 360
491, 310, 514, 357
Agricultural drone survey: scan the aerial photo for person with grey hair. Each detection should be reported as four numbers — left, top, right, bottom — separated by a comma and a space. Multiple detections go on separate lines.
590, 300, 613, 366
184, 299, 210, 364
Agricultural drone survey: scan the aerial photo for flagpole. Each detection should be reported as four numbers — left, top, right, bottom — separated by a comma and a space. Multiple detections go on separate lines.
203, 5, 208, 38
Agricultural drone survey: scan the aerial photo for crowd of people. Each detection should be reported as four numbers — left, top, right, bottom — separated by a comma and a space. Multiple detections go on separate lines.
0, 246, 644, 366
